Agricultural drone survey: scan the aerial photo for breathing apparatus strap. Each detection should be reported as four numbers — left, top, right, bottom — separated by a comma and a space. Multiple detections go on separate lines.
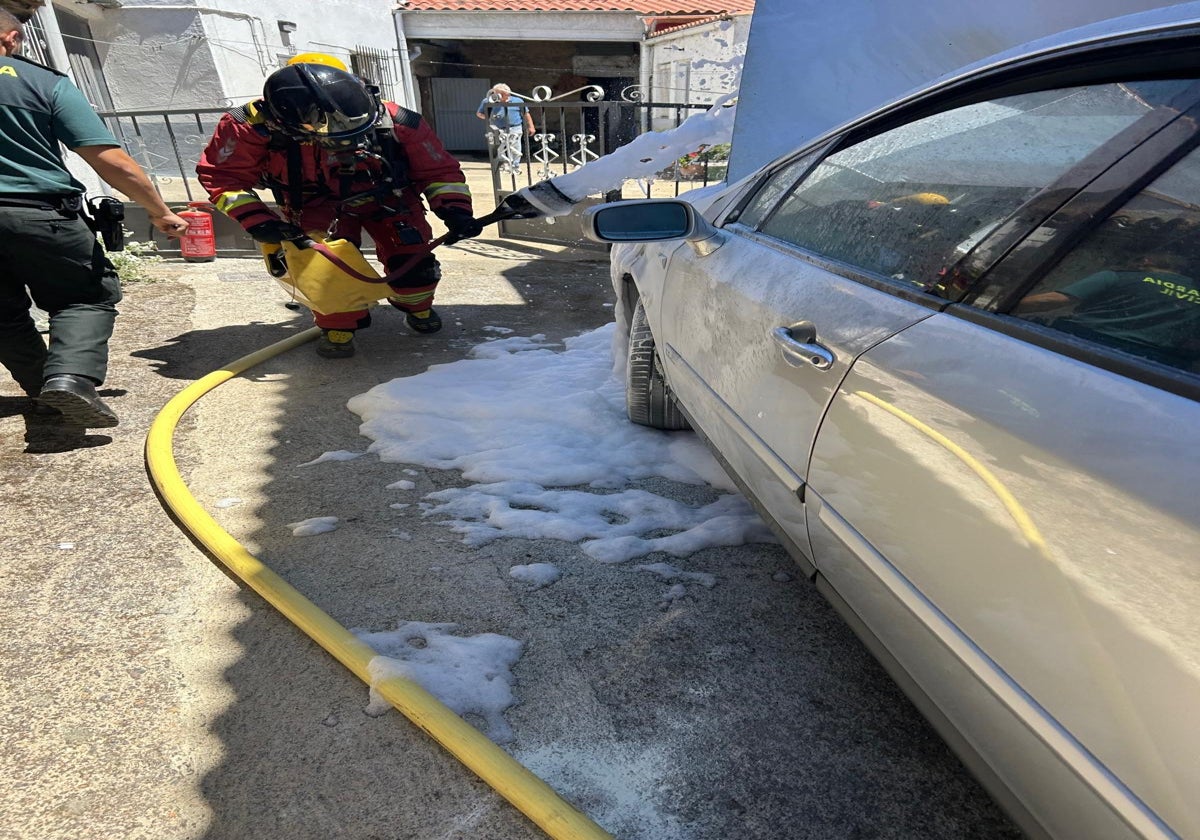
375, 124, 409, 191
265, 104, 413, 221
287, 143, 305, 213
331, 92, 410, 210
324, 126, 412, 219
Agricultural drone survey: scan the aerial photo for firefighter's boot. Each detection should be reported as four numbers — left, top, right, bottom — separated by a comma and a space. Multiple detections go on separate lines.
316, 329, 356, 358
404, 308, 442, 334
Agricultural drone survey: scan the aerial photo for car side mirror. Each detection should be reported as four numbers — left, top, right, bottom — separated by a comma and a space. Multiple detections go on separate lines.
583, 199, 723, 254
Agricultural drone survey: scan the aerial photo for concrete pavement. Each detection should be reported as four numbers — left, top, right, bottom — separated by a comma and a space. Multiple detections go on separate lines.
0, 229, 1021, 840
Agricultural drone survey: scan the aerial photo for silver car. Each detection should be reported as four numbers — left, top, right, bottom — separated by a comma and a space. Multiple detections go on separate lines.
586, 24, 1200, 840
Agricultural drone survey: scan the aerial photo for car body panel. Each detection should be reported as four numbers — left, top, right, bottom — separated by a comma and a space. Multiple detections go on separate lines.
807, 312, 1200, 838
806, 493, 1163, 840
652, 230, 937, 559
601, 25, 1200, 839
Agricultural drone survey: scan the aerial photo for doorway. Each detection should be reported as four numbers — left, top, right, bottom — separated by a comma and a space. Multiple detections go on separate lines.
430, 77, 492, 152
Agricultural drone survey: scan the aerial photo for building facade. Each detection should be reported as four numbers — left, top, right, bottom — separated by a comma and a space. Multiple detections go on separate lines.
12, 0, 402, 110
393, 1, 753, 151
1, 0, 751, 196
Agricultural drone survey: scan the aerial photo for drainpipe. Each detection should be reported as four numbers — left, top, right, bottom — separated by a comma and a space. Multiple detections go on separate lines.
638, 38, 650, 134
391, 8, 418, 110
34, 3, 74, 78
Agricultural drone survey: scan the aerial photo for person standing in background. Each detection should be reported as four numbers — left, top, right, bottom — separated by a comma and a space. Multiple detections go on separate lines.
0, 9, 188, 427
476, 83, 535, 174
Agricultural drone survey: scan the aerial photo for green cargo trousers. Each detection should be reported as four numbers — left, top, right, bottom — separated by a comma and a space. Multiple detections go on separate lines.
0, 203, 122, 395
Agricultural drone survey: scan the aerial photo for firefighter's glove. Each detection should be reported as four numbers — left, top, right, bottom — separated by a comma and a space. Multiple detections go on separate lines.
246, 219, 306, 244
436, 207, 484, 241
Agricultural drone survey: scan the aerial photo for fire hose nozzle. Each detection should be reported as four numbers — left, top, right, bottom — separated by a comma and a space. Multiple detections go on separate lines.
501, 180, 576, 219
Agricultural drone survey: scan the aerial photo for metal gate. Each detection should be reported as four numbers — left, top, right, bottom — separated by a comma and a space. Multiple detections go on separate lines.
480, 85, 714, 246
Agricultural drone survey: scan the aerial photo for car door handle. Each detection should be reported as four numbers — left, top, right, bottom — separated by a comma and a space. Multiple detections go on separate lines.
772, 322, 835, 370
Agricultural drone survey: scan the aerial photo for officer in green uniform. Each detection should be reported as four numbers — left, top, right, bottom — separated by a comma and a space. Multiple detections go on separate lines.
1016, 245, 1200, 371
0, 10, 188, 427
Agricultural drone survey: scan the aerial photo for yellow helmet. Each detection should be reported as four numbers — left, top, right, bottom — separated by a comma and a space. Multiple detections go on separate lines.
287, 52, 349, 72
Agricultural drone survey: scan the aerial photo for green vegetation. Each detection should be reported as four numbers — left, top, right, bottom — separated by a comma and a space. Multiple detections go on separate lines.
108, 239, 164, 284
675, 143, 731, 180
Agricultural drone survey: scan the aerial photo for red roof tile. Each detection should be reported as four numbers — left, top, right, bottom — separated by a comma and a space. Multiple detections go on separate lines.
399, 1, 754, 12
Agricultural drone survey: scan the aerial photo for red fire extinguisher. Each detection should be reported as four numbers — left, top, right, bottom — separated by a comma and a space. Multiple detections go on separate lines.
177, 201, 216, 262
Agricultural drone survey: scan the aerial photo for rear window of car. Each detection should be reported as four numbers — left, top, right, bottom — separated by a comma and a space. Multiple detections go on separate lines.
755, 81, 1191, 294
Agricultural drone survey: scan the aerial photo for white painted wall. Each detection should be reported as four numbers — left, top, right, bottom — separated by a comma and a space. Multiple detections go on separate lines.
644, 17, 749, 105
84, 5, 224, 110
60, 0, 398, 110
42, 0, 400, 200
641, 15, 750, 132
729, 0, 1200, 181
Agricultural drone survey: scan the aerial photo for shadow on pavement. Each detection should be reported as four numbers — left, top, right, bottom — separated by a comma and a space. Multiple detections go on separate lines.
0, 396, 115, 453
185, 263, 622, 840
131, 318, 312, 381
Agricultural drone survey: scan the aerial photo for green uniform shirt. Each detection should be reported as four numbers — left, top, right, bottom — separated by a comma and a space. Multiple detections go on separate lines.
1055, 268, 1200, 367
0, 55, 118, 195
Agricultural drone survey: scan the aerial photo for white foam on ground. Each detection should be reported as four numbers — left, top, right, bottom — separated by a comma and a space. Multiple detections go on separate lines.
356, 621, 523, 743
348, 324, 774, 563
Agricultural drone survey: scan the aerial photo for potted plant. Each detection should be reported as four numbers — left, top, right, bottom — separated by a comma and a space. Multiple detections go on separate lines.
676, 143, 731, 180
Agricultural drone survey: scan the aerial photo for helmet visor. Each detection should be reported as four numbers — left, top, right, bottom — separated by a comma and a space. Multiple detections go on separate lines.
295, 104, 374, 138
264, 64, 380, 142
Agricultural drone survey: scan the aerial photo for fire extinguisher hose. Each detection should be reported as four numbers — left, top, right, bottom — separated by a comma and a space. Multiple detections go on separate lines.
304, 236, 444, 284
145, 328, 613, 840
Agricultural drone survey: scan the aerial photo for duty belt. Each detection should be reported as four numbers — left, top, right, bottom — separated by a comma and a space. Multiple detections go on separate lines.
0, 194, 83, 213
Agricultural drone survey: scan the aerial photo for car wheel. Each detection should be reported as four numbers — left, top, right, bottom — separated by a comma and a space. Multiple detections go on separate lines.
626, 300, 690, 430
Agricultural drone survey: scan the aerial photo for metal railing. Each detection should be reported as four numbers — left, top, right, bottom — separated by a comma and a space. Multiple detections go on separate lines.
99, 99, 723, 206
484, 99, 716, 201
97, 106, 231, 205
97, 96, 726, 251
480, 95, 724, 247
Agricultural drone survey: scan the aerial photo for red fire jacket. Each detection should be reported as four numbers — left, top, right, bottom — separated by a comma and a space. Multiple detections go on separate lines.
196, 100, 471, 234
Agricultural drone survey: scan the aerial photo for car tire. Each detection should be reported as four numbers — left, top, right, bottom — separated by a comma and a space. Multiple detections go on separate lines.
626, 300, 690, 430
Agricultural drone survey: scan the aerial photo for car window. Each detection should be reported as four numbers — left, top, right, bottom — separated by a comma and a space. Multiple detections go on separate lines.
1011, 148, 1200, 374
757, 82, 1184, 294
732, 150, 820, 228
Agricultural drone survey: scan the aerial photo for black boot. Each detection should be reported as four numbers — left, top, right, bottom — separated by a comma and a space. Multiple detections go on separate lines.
37, 374, 118, 428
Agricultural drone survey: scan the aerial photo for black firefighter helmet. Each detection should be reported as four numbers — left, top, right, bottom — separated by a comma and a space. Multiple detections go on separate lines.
262, 63, 381, 146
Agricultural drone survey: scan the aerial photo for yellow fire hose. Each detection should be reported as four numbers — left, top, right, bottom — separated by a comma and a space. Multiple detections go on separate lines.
144, 326, 613, 840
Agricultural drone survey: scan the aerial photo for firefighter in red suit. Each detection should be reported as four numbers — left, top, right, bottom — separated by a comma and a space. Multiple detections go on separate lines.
196, 56, 481, 358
